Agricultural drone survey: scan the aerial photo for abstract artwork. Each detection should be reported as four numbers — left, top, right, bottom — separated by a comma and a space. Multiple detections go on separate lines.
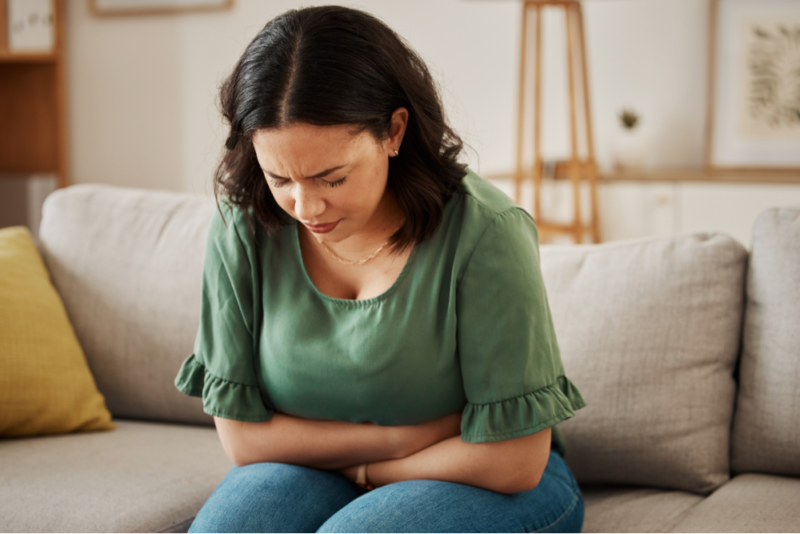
738, 19, 800, 140
707, 0, 800, 170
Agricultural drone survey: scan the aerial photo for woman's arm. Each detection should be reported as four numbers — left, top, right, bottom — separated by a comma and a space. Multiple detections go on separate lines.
352, 426, 552, 495
214, 412, 461, 470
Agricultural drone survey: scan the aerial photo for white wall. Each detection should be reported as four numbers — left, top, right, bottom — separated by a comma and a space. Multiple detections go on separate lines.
66, 0, 518, 196
65, 0, 800, 246
67, 0, 714, 194
68, 2, 184, 191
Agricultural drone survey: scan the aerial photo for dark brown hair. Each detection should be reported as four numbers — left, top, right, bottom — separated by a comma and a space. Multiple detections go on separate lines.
214, 5, 467, 253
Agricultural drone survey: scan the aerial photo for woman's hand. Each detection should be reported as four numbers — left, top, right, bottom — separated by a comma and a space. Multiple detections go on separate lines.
338, 464, 360, 484
389, 412, 462, 459
337, 415, 461, 483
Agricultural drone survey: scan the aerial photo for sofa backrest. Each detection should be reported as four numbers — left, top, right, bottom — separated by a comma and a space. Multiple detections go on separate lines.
539, 233, 748, 495
40, 183, 768, 495
731, 207, 800, 478
39, 184, 216, 426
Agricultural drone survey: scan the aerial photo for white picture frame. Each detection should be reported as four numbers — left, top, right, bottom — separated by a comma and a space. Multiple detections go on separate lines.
90, 0, 233, 17
7, 0, 54, 51
705, 0, 800, 172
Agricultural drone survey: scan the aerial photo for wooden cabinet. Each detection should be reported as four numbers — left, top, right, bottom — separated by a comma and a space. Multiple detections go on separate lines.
487, 169, 800, 249
0, 0, 68, 188
596, 169, 800, 249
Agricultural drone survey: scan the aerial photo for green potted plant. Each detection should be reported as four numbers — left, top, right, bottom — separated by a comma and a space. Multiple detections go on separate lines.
611, 108, 647, 172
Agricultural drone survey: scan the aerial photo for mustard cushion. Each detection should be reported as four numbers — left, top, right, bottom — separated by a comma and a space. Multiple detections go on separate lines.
0, 226, 115, 437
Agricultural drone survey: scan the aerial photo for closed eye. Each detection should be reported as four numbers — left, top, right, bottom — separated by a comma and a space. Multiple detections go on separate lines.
325, 175, 347, 188
268, 175, 348, 188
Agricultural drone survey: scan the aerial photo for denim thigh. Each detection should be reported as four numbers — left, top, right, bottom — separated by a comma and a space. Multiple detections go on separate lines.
317, 449, 584, 533
188, 462, 361, 533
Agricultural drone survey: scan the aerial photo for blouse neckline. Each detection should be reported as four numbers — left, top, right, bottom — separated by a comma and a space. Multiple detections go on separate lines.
291, 222, 421, 307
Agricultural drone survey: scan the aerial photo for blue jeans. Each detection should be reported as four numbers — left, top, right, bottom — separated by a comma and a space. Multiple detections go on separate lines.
188, 449, 584, 533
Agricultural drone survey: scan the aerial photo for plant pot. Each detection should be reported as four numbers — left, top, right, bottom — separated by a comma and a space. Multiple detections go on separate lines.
611, 130, 647, 172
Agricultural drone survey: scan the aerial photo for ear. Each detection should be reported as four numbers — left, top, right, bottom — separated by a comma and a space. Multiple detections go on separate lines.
385, 107, 409, 156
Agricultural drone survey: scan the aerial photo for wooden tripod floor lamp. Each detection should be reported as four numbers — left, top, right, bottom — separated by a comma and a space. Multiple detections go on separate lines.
514, 0, 601, 244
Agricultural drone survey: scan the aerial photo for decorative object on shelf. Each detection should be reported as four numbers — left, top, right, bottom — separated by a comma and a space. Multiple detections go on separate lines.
90, 0, 234, 17
512, 0, 600, 245
619, 109, 639, 130
611, 108, 647, 172
7, 0, 53, 52
705, 0, 800, 172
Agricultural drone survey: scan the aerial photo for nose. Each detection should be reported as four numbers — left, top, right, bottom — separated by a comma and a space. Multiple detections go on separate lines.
292, 183, 326, 222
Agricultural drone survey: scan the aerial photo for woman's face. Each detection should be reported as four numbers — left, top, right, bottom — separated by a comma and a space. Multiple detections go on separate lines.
252, 110, 407, 244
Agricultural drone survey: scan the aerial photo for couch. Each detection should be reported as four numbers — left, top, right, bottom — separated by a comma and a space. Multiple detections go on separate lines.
1, 183, 798, 533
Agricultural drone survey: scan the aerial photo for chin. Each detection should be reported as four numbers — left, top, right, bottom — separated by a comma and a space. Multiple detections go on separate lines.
305, 224, 345, 241
315, 232, 347, 243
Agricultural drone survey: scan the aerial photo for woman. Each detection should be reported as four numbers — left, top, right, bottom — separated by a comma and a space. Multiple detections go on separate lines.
175, 5, 587, 533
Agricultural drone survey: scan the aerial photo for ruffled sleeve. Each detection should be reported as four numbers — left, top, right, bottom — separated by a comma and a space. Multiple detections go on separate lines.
174, 202, 275, 423
457, 208, 586, 457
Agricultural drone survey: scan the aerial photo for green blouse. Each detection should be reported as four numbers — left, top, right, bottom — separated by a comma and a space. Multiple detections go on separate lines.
174, 169, 586, 457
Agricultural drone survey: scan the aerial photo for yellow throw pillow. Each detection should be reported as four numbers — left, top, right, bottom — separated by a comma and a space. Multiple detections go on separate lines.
0, 226, 115, 437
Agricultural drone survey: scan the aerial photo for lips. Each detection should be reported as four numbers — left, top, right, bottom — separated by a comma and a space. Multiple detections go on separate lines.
304, 220, 340, 234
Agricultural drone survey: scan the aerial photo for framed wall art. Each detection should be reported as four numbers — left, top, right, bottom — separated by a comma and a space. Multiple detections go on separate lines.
705, 0, 800, 172
90, 0, 233, 17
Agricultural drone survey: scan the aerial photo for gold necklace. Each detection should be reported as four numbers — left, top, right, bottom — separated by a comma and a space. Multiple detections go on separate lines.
320, 222, 404, 266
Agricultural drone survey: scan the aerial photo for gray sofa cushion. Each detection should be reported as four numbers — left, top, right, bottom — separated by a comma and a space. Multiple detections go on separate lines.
38, 185, 215, 426
731, 207, 800, 477
582, 485, 703, 533
0, 419, 231, 533
539, 233, 748, 495
667, 473, 800, 533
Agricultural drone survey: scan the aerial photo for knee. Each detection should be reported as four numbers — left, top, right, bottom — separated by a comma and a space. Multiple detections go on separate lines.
316, 490, 393, 533
226, 462, 316, 490
317, 512, 370, 533
191, 463, 358, 533
317, 481, 437, 533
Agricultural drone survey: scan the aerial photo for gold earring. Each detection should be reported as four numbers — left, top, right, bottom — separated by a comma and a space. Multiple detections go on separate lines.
394, 149, 399, 156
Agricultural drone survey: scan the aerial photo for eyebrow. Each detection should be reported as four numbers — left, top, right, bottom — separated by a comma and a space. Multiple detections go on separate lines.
262, 165, 347, 181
